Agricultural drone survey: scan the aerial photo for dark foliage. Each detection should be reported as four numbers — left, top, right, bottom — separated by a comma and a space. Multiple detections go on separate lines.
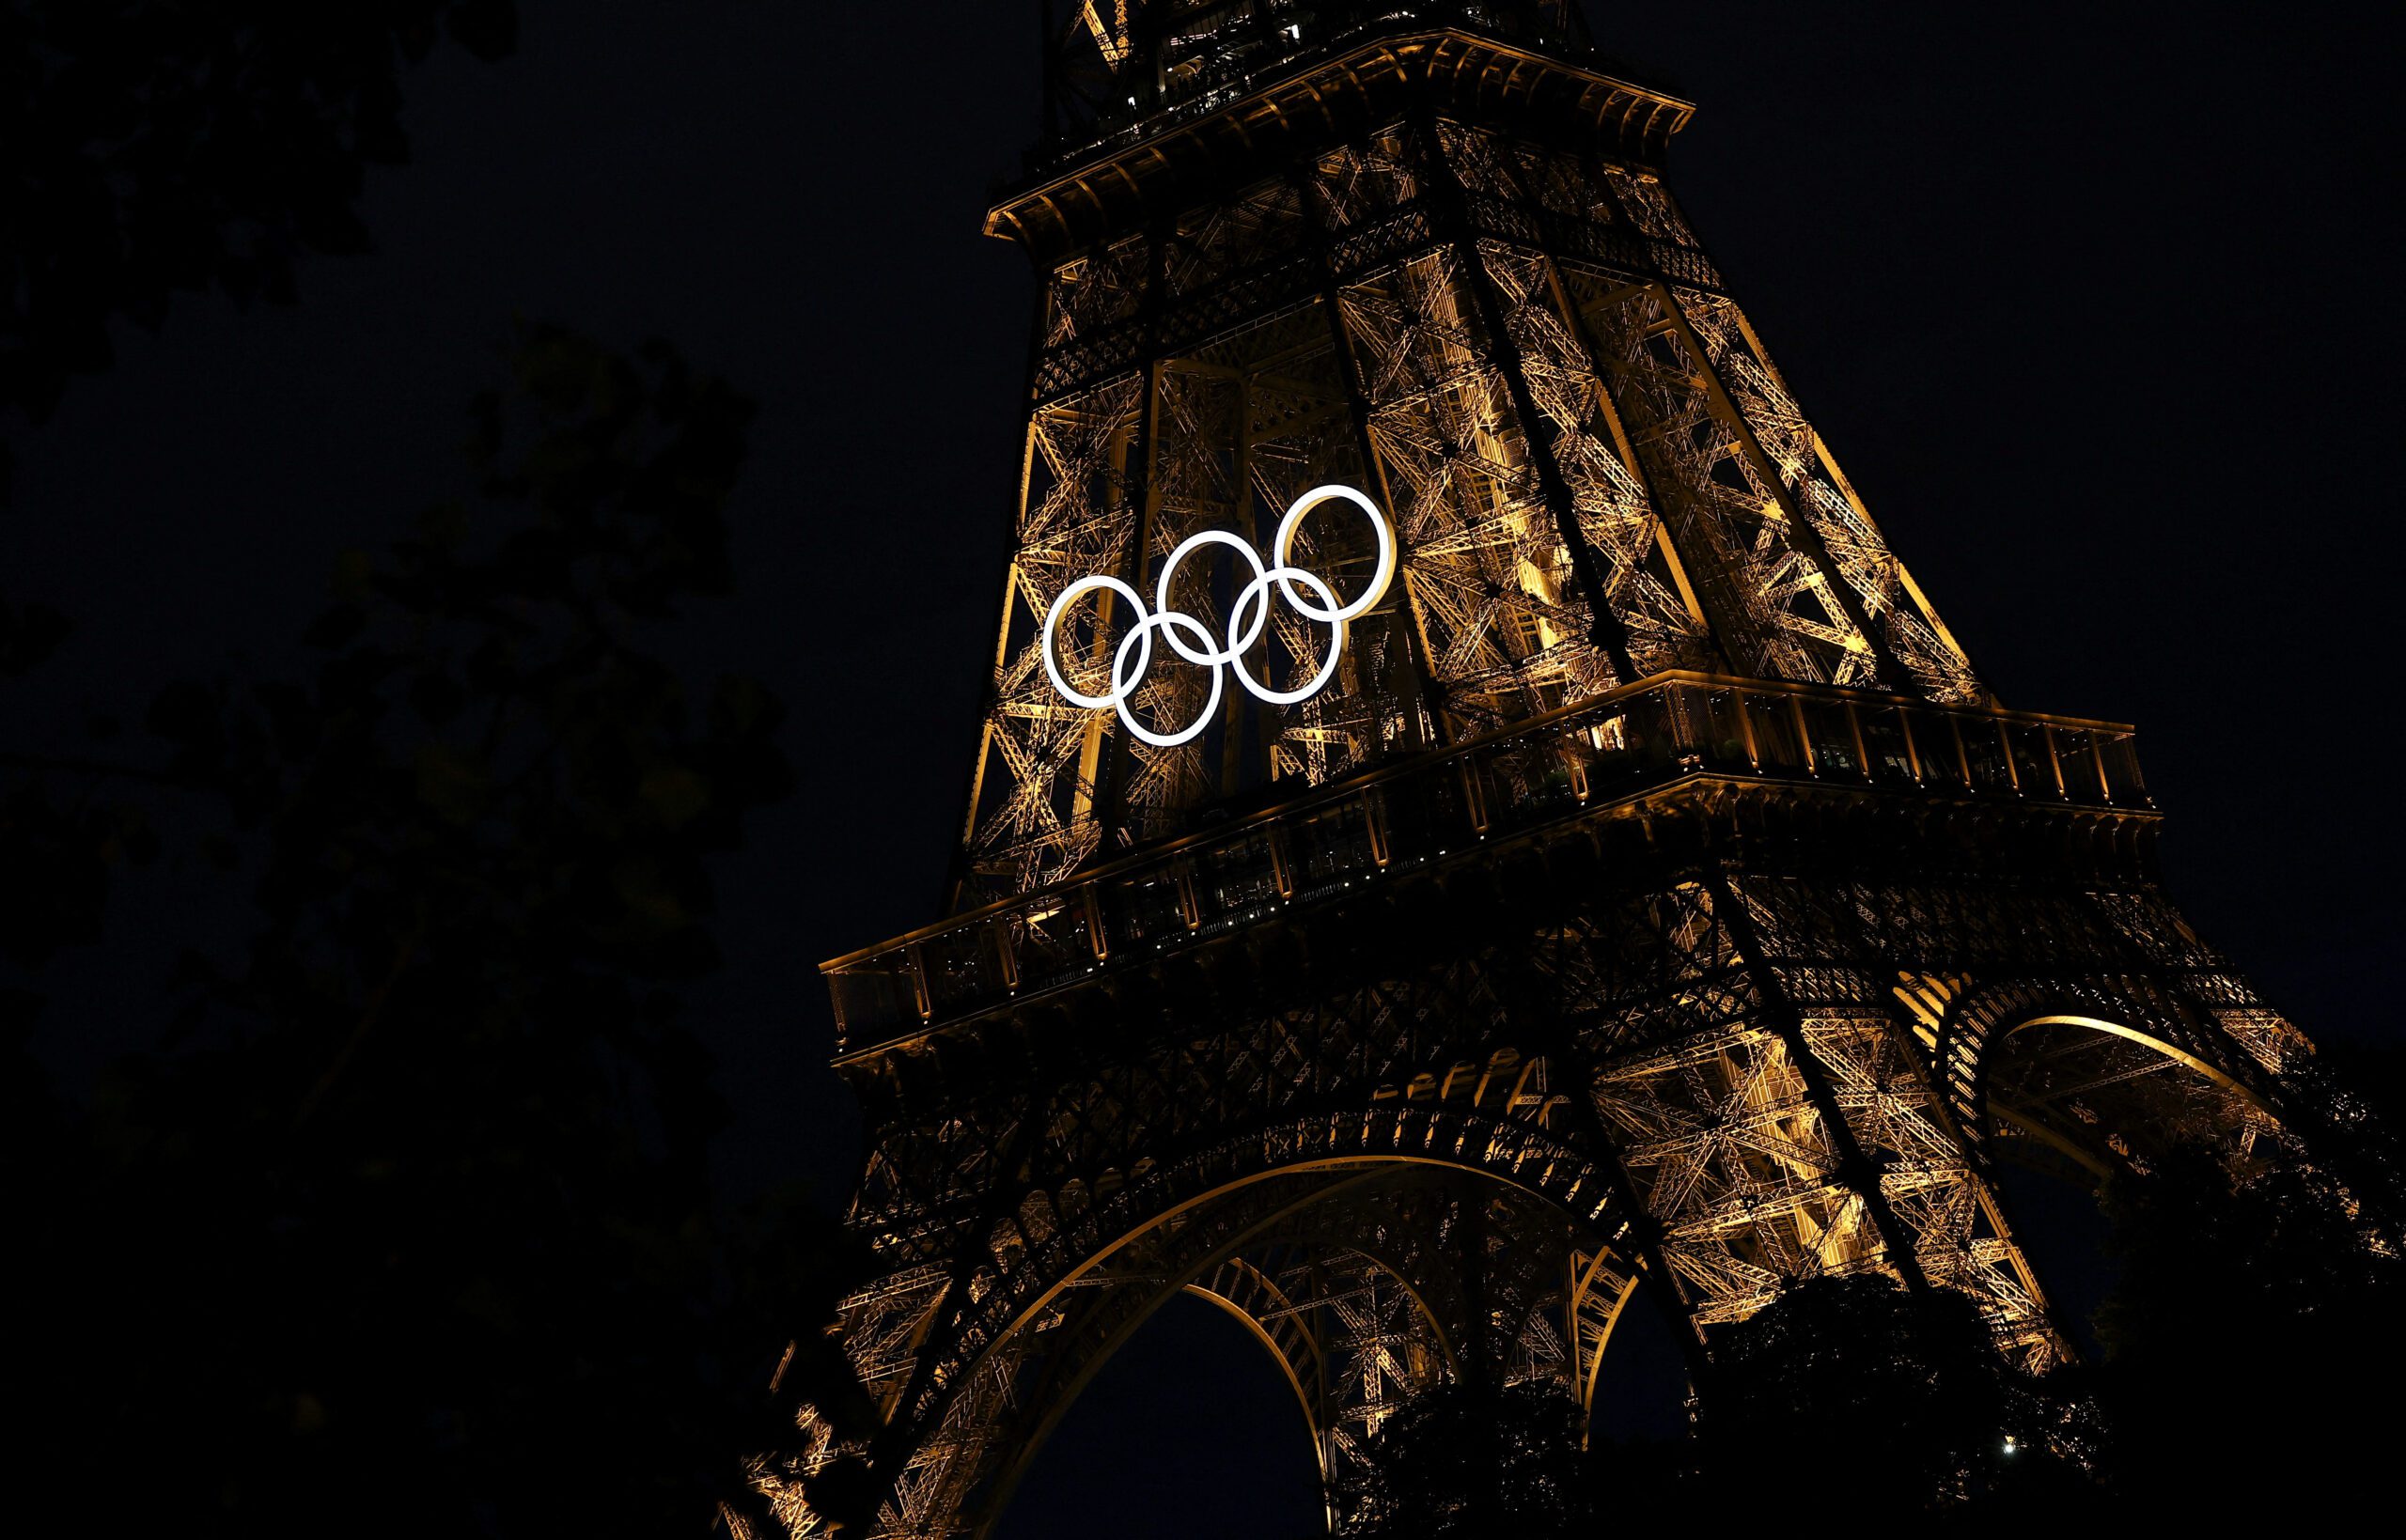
1335, 1275, 2099, 1532
1333, 1380, 1635, 1539
3, 0, 517, 431
9, 326, 870, 1535
1703, 1273, 2098, 1517
1340, 1135, 2405, 1532
2278, 1038, 2406, 1235
2089, 1141, 2406, 1519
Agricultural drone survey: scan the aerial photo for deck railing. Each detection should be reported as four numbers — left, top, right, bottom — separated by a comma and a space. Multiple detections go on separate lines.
822, 672, 2145, 1053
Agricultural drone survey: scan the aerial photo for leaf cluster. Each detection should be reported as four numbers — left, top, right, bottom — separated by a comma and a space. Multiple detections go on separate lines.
1699, 1273, 2097, 1517
3, 0, 517, 428
1340, 1117, 2406, 1533
1331, 1380, 1633, 1540
2087, 1139, 2406, 1517
10, 325, 868, 1536
1336, 1276, 2097, 1533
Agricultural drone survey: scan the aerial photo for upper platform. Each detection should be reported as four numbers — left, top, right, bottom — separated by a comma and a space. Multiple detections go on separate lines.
993, 1, 1693, 258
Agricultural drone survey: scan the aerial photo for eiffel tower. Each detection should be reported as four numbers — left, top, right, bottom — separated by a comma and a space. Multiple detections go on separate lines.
749, 4, 2343, 1533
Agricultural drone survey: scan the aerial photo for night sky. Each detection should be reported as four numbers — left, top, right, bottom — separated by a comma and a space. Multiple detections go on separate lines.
8, 3, 2402, 1533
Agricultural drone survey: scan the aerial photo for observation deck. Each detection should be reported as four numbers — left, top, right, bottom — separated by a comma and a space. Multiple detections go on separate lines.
1027, 2, 1661, 164
996, 4, 1694, 262
822, 673, 2149, 1056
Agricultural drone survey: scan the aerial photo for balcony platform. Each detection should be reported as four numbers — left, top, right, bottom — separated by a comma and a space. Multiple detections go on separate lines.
822, 671, 2149, 1057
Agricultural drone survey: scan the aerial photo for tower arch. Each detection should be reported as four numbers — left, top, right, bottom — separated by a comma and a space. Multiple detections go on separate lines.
1931, 979, 2301, 1188
842, 1108, 1659, 1539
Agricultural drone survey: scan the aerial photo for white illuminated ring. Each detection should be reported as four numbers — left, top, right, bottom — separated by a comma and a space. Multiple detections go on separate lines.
1042, 574, 1148, 710
1153, 529, 1268, 666
1114, 609, 1224, 747
1039, 484, 1398, 747
1275, 484, 1394, 624
1227, 565, 1345, 706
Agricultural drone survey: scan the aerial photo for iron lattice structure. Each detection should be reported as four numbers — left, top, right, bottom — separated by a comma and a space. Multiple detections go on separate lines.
747, 6, 2341, 1534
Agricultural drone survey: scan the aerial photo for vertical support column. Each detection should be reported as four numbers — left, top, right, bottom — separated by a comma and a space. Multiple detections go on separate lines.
1511, 917, 1722, 1408
1288, 158, 1447, 750
1699, 866, 1935, 1296
1563, 275, 1774, 675
1642, 292, 1915, 691
1535, 258, 1722, 669
1096, 226, 1171, 851
1221, 368, 1258, 788
1408, 111, 1640, 687
1721, 299, 1985, 693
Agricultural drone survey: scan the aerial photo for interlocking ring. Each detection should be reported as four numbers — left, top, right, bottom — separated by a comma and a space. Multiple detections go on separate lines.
1040, 484, 1398, 748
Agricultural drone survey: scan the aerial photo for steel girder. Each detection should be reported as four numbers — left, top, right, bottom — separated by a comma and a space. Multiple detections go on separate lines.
756, 798, 2317, 1534
958, 114, 1976, 909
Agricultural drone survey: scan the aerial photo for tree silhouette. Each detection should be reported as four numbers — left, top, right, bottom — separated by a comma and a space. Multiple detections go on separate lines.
1334, 1380, 1626, 1539
1701, 1273, 2099, 1517
4, 0, 517, 434
2090, 1139, 2406, 1519
9, 325, 872, 1536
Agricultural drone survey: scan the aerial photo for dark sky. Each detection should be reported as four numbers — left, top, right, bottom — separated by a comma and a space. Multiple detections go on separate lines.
8, 3, 2402, 1533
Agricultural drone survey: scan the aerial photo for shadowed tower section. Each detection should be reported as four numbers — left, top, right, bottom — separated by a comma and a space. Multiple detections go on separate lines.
749, 5, 2336, 1535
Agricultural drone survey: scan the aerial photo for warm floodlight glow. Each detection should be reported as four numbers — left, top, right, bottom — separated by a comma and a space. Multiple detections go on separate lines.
1039, 484, 1398, 747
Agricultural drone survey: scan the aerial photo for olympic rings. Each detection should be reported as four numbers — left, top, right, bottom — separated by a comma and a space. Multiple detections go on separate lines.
1039, 483, 1398, 748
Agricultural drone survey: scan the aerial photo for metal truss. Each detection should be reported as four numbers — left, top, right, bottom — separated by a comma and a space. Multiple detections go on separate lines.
958, 95, 1977, 906
764, 770, 2339, 1534
762, 8, 2346, 1536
